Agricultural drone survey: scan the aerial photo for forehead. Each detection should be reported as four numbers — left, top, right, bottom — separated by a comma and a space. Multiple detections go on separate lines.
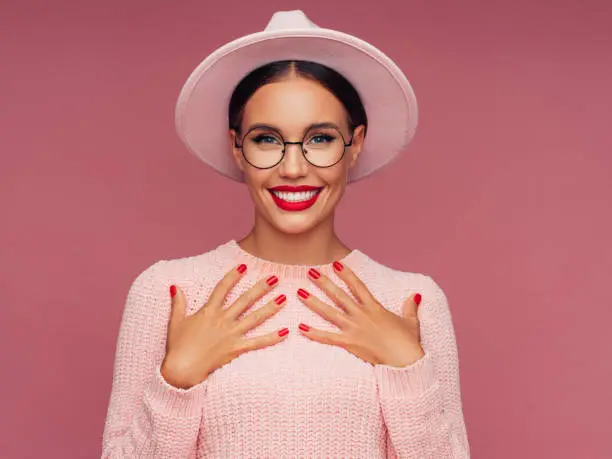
240, 77, 349, 133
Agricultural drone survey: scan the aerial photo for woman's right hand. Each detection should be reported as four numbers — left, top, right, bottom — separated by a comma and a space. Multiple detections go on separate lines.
160, 264, 287, 389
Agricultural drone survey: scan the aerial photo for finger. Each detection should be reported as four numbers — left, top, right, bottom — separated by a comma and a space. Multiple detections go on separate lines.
168, 284, 186, 339
297, 288, 351, 329
331, 261, 376, 306
225, 274, 280, 320
235, 328, 290, 355
307, 268, 360, 315
206, 263, 248, 311
403, 292, 422, 319
234, 293, 287, 334
298, 323, 348, 348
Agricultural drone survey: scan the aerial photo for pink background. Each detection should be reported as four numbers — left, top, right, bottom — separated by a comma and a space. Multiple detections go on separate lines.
2, 0, 611, 457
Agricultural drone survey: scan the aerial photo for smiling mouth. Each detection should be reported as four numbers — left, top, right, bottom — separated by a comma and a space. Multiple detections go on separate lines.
268, 187, 324, 202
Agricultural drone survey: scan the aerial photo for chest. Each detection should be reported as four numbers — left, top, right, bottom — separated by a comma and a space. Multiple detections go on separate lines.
202, 333, 381, 423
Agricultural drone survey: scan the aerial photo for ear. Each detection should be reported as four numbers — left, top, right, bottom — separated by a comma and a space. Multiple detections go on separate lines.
348, 124, 366, 169
229, 129, 245, 173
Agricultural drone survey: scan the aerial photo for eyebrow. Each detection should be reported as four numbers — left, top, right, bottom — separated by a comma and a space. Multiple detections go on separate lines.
245, 122, 344, 137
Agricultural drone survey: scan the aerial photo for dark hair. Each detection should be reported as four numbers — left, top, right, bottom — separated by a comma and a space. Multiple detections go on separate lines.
228, 60, 368, 137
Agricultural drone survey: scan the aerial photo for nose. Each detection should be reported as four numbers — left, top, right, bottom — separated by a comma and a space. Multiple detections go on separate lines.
278, 142, 309, 178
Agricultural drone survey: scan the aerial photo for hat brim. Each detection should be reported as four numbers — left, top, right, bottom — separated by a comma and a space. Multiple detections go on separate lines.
175, 28, 418, 183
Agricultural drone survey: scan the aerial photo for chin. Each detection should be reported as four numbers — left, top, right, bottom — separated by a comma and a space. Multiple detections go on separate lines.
271, 215, 319, 235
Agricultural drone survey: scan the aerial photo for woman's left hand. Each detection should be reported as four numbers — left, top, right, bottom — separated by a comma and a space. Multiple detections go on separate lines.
297, 262, 425, 368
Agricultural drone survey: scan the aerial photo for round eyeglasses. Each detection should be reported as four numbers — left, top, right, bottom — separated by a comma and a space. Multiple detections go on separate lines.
234, 125, 353, 169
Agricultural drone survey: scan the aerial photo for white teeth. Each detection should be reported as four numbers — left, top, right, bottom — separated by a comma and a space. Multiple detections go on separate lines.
271, 189, 321, 202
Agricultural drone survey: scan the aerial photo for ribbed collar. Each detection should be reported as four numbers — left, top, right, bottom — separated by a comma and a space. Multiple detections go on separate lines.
215, 238, 365, 280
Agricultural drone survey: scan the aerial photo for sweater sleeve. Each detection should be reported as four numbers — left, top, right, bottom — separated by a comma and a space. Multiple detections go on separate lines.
101, 260, 208, 458
374, 275, 471, 458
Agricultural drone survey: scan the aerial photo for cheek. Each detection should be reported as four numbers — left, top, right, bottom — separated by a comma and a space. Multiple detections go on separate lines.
243, 168, 269, 188
320, 177, 347, 207
322, 167, 349, 191
328, 183, 347, 203
248, 176, 280, 210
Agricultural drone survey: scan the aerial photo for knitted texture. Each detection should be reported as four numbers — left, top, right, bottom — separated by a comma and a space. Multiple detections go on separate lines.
101, 239, 470, 458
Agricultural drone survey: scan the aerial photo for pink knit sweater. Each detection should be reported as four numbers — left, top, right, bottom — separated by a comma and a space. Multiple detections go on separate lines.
101, 239, 470, 458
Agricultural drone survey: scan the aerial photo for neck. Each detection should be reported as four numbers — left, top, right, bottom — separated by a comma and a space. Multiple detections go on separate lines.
238, 216, 352, 266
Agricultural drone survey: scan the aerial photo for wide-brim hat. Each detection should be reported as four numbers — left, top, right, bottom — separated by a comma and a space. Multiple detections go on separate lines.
174, 10, 418, 184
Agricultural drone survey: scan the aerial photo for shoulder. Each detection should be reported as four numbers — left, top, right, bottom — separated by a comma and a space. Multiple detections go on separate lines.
127, 246, 221, 301
132, 243, 237, 317
352, 250, 449, 316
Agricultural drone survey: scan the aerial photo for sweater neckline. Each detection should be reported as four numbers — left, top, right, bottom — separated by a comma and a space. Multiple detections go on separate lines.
219, 238, 363, 279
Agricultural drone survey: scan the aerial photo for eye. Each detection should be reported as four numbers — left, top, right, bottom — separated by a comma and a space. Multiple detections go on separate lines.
307, 134, 335, 144
252, 134, 281, 144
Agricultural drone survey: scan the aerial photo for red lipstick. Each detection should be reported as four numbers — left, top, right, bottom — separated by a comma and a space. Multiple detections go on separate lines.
268, 185, 323, 212
268, 185, 322, 192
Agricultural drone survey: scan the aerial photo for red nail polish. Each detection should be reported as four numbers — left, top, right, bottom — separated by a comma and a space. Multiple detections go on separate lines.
170, 285, 176, 298
278, 328, 289, 337
299, 323, 310, 332
308, 268, 320, 279
414, 293, 422, 306
297, 288, 310, 299
267, 275, 278, 286
333, 261, 343, 271
237, 264, 247, 274
275, 294, 286, 304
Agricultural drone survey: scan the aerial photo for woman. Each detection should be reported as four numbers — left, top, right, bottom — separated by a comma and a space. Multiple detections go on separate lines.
102, 10, 470, 458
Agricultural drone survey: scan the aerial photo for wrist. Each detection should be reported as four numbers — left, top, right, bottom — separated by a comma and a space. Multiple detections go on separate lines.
161, 355, 213, 389
379, 345, 425, 368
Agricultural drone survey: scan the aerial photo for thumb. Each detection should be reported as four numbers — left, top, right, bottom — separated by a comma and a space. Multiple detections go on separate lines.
402, 292, 422, 319
168, 284, 186, 337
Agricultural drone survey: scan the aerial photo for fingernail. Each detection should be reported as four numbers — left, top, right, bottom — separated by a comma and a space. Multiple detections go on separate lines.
297, 288, 310, 299
275, 294, 286, 304
170, 285, 177, 298
267, 275, 279, 286
299, 323, 310, 332
308, 268, 320, 279
333, 261, 343, 271
414, 293, 422, 306
237, 264, 247, 274
278, 328, 289, 337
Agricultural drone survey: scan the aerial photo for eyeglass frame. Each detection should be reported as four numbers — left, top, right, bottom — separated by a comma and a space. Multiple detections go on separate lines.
232, 123, 355, 170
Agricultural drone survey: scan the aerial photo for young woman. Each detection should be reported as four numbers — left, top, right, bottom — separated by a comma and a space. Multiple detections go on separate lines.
102, 10, 470, 458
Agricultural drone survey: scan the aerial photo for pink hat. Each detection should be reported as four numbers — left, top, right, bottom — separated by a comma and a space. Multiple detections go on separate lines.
174, 10, 418, 184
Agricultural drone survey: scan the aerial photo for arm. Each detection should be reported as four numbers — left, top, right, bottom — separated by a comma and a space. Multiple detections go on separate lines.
101, 260, 207, 458
374, 274, 471, 458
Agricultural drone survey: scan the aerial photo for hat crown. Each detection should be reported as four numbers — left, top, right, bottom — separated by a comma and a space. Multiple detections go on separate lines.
264, 10, 319, 31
